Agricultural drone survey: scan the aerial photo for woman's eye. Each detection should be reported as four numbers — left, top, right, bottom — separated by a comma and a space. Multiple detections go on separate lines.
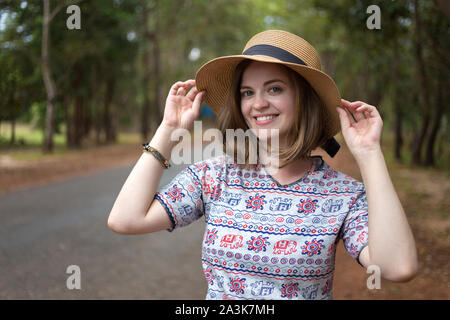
269, 87, 281, 93
241, 90, 253, 97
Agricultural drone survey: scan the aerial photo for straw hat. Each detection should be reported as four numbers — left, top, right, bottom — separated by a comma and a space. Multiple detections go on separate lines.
195, 30, 341, 157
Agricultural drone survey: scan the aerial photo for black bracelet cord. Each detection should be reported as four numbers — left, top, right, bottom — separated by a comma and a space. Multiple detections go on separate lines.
142, 142, 171, 169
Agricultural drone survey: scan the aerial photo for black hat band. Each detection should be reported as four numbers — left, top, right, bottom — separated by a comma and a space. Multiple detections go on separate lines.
243, 44, 307, 66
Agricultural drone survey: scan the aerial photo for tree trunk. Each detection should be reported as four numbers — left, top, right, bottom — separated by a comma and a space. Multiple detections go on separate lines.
141, 5, 151, 141
69, 63, 84, 148
423, 7, 448, 167
152, 31, 163, 131
424, 66, 444, 166
412, 0, 432, 165
393, 111, 403, 160
411, 100, 431, 166
73, 95, 83, 148
93, 63, 103, 144
82, 96, 91, 139
63, 95, 74, 148
392, 40, 403, 161
151, 0, 163, 132
103, 77, 116, 143
433, 0, 450, 23
9, 117, 16, 146
41, 0, 57, 153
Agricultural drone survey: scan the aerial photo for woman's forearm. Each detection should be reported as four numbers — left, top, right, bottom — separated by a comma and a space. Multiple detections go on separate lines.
356, 148, 418, 280
107, 124, 177, 228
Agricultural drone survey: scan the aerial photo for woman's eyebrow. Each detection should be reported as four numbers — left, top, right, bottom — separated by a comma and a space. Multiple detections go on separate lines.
240, 79, 286, 89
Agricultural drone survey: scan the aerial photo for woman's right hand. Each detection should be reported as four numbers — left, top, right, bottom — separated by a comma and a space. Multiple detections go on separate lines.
162, 79, 205, 131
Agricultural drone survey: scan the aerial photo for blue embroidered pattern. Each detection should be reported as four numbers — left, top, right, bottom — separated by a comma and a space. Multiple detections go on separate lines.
155, 155, 369, 300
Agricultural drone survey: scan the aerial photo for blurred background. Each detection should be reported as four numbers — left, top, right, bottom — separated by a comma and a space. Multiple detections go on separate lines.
0, 0, 448, 300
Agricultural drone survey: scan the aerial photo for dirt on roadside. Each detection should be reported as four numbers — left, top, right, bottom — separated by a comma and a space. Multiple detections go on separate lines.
0, 143, 142, 195
0, 140, 448, 299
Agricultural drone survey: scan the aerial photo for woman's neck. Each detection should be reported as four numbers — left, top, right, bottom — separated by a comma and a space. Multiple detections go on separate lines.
263, 156, 313, 186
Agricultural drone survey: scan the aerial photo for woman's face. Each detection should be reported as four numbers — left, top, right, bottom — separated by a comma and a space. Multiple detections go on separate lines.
240, 61, 297, 145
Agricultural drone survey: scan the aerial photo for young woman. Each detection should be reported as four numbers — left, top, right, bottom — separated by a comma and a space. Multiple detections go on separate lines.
108, 30, 418, 300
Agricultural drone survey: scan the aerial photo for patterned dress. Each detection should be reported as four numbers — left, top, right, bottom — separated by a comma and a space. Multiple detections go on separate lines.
155, 155, 369, 300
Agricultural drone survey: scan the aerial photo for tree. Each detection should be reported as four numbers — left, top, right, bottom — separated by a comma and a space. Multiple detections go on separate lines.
0, 0, 43, 146
309, 0, 448, 167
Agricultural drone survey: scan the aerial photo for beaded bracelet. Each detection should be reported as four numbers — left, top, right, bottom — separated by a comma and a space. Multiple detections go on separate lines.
142, 142, 171, 169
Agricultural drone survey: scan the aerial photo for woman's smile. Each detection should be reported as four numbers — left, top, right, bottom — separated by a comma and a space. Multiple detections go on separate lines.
254, 114, 279, 125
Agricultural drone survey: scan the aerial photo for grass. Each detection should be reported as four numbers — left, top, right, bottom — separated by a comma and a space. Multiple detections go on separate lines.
0, 122, 141, 161
0, 122, 65, 148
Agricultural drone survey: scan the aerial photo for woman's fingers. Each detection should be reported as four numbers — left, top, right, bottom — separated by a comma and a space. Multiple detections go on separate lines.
186, 86, 199, 100
176, 87, 186, 96
169, 81, 183, 95
192, 91, 205, 117
341, 99, 352, 107
347, 100, 367, 121
169, 79, 196, 96
337, 106, 352, 130
341, 99, 373, 121
340, 100, 358, 123
343, 100, 365, 108
355, 103, 380, 119
352, 107, 366, 121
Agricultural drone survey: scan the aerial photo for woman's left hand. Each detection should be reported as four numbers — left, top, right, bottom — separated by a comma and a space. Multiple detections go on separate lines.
337, 99, 383, 159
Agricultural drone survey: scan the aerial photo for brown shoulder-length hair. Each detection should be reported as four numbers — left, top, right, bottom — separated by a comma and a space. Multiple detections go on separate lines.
216, 59, 329, 168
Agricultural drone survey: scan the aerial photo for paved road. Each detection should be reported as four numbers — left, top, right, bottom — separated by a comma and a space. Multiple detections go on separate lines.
0, 161, 207, 299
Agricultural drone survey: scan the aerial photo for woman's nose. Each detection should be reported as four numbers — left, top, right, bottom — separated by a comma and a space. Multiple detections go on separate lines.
253, 93, 269, 109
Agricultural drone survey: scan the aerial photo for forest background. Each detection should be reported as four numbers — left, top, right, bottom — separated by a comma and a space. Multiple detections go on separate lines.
0, 0, 448, 299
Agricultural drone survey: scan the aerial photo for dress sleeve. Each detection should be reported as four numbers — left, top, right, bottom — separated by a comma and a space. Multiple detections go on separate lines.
155, 164, 205, 232
340, 183, 369, 265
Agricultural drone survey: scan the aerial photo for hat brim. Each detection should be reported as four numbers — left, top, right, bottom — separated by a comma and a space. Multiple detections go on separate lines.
195, 55, 342, 138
